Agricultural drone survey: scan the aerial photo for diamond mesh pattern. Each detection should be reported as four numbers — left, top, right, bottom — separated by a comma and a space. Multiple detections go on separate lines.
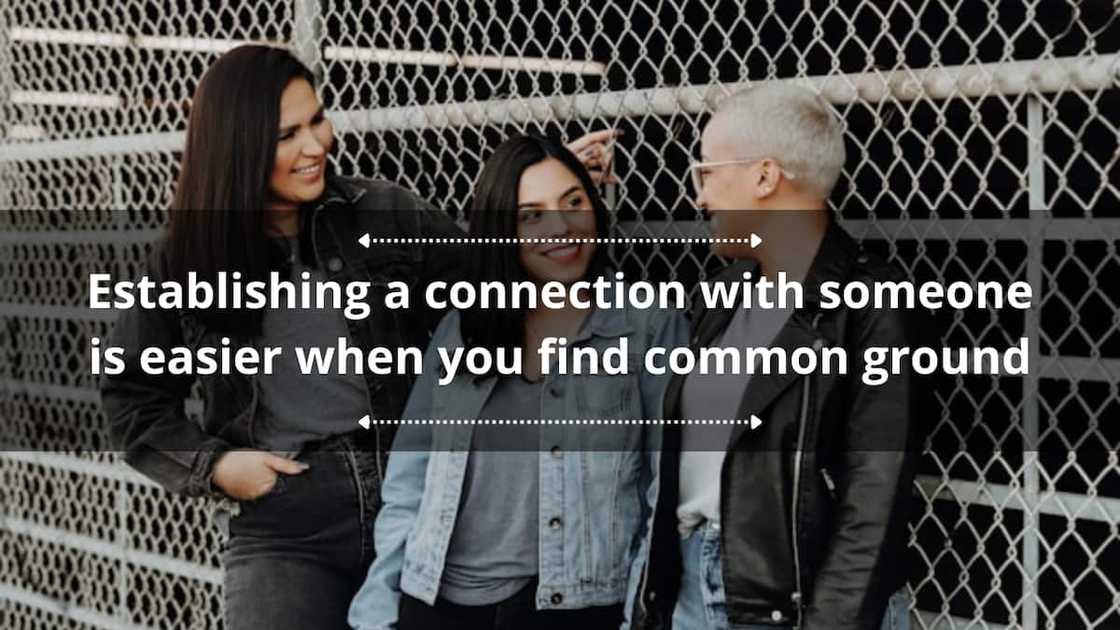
2, 1, 1119, 628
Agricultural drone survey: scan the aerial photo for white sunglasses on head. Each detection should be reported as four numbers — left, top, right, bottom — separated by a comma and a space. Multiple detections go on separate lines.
688, 157, 796, 193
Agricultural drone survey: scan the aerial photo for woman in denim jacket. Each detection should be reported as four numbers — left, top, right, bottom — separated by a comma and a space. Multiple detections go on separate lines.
349, 135, 687, 630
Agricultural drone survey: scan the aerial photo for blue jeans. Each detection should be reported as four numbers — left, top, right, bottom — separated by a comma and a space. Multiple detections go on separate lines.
671, 523, 910, 630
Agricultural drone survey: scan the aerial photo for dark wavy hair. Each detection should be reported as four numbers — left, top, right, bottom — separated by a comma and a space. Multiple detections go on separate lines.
461, 134, 612, 356
167, 45, 318, 336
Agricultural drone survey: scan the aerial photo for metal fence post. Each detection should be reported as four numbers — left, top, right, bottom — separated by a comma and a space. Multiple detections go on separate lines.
1022, 93, 1047, 630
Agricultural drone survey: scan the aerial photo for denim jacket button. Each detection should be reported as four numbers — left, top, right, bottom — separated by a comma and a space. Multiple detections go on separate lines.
550, 446, 563, 459
327, 257, 344, 272
771, 610, 784, 622
549, 517, 563, 529
550, 593, 564, 605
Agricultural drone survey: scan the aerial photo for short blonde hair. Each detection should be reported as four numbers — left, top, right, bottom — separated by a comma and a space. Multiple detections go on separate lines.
714, 83, 846, 199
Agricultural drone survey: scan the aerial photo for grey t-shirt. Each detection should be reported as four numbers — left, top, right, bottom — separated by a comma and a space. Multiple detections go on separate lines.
677, 304, 792, 534
439, 375, 544, 606
253, 236, 370, 452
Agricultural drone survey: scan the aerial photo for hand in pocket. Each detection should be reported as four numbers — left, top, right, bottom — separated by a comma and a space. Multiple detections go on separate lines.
212, 450, 310, 501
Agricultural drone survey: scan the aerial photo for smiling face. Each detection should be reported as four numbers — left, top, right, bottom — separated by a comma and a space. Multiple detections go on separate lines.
267, 78, 334, 211
516, 158, 598, 284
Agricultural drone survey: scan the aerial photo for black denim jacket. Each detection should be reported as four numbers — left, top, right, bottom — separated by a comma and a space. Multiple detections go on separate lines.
100, 176, 467, 498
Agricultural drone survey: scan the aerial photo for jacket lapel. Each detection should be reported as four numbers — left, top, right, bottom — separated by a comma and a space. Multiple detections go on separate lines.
726, 311, 818, 448
722, 221, 855, 448
430, 317, 499, 451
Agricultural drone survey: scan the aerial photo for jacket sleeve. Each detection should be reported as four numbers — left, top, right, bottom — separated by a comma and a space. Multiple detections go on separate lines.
348, 312, 453, 630
99, 248, 232, 498
801, 303, 923, 630
623, 308, 690, 629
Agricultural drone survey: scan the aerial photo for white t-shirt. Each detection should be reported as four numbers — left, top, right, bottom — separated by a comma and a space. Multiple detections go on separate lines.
677, 304, 793, 535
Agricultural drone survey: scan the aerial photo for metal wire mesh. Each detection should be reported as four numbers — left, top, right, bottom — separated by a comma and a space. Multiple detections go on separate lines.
2, 1, 1119, 629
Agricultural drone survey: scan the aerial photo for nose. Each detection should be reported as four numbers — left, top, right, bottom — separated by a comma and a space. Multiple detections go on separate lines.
300, 128, 327, 158
539, 210, 569, 237
695, 189, 709, 216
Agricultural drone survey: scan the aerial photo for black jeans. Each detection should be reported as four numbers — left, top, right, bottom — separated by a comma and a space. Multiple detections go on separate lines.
221, 435, 380, 630
399, 582, 624, 630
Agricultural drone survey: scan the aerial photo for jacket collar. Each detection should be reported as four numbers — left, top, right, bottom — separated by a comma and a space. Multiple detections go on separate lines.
710, 219, 858, 307
444, 270, 637, 347
798, 219, 859, 310
701, 218, 857, 321
444, 271, 634, 389
316, 175, 369, 209
444, 278, 633, 448
299, 175, 369, 232
289, 175, 369, 269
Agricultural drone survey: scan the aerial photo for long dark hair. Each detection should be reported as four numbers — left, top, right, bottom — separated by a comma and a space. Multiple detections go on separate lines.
461, 134, 611, 356
166, 45, 318, 336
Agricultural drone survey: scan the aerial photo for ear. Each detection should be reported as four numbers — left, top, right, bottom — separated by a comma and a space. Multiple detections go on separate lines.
754, 159, 783, 200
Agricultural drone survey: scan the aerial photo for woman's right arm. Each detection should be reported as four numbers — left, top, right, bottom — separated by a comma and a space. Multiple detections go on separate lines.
100, 248, 233, 497
348, 313, 452, 630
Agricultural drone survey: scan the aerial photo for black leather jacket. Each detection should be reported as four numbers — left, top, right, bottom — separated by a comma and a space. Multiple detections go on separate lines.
641, 222, 925, 630
101, 176, 466, 498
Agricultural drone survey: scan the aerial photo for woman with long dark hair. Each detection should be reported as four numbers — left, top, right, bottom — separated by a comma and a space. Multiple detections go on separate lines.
348, 135, 687, 630
101, 45, 617, 629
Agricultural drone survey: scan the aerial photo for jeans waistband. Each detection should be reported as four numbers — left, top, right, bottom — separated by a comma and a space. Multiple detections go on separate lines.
682, 519, 723, 541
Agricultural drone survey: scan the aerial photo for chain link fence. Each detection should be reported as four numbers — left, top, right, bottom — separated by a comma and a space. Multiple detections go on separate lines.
2, 1, 1119, 628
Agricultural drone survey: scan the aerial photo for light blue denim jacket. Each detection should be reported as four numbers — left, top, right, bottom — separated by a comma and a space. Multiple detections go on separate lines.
349, 284, 688, 630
